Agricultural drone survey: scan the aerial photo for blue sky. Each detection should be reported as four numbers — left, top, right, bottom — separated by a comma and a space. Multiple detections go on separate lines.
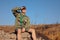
0, 0, 60, 25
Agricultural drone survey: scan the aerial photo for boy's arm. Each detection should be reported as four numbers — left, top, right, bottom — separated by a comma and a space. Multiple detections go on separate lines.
23, 17, 30, 28
12, 7, 21, 17
24, 17, 30, 31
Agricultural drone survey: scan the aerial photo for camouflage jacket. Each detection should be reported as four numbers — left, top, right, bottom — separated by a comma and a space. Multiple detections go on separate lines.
12, 8, 30, 29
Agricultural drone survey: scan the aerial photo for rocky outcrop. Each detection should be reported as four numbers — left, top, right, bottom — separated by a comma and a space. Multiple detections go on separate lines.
0, 30, 16, 40
0, 30, 49, 40
0, 30, 31, 40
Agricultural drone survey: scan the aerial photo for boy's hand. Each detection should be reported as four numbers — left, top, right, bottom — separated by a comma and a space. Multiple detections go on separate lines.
21, 28, 25, 32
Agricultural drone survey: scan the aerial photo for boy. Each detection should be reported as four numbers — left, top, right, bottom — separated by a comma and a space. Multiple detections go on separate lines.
12, 6, 36, 40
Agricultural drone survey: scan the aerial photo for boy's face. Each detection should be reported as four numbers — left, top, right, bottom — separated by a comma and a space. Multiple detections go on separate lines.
22, 9, 26, 13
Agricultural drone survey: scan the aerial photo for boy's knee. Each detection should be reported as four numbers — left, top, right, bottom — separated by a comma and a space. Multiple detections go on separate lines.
17, 29, 21, 33
18, 29, 21, 30
31, 29, 35, 31
29, 28, 35, 32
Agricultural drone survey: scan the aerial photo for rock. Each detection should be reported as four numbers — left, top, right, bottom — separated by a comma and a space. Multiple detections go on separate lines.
21, 32, 31, 40
22, 32, 31, 37
0, 30, 5, 35
0, 30, 32, 40
9, 34, 16, 39
0, 30, 47, 40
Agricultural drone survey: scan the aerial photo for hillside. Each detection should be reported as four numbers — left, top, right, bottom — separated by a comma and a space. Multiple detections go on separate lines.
0, 24, 60, 40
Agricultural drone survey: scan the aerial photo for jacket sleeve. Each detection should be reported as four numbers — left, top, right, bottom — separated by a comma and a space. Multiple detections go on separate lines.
25, 17, 30, 31
12, 7, 21, 17
23, 16, 30, 29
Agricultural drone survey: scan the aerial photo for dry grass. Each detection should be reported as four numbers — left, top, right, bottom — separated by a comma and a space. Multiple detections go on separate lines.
0, 24, 60, 40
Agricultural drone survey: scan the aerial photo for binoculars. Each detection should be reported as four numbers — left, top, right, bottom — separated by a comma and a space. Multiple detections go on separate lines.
15, 7, 22, 13
16, 9, 21, 13
12, 7, 22, 13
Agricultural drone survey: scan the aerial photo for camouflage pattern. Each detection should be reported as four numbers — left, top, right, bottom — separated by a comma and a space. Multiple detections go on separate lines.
12, 7, 30, 31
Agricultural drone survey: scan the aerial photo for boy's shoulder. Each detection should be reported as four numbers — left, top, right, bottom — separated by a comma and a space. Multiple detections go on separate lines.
24, 15, 30, 19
